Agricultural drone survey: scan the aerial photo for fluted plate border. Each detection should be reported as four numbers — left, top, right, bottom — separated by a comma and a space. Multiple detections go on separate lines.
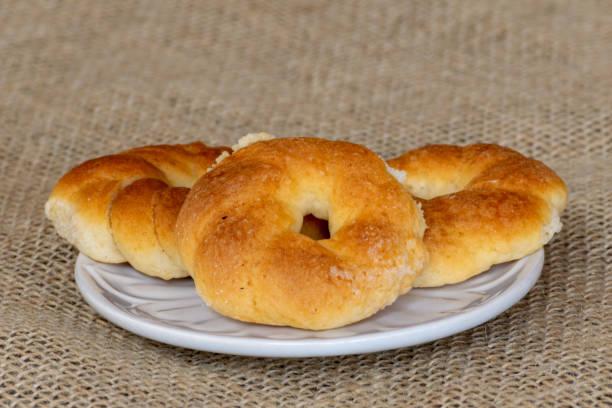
75, 249, 544, 357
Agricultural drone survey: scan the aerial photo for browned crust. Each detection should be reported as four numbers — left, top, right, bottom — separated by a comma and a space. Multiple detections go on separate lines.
45, 142, 229, 277
119, 143, 228, 187
177, 137, 428, 330
153, 186, 190, 269
388, 144, 568, 287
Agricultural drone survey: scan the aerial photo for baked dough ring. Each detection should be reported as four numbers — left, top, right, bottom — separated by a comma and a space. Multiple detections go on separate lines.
45, 142, 229, 279
177, 137, 428, 330
387, 144, 568, 287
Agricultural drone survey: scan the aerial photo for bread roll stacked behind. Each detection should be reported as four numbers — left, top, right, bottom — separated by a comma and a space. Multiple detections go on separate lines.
388, 144, 567, 287
45, 143, 229, 279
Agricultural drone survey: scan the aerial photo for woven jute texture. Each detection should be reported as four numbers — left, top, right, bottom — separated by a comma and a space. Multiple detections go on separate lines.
1, 0, 610, 406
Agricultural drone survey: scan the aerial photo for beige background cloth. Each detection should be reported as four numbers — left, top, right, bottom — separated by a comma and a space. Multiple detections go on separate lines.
1, 1, 610, 406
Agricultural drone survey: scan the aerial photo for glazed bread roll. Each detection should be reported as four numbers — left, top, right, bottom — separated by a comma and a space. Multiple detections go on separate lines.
45, 142, 229, 279
387, 144, 567, 287
177, 136, 428, 330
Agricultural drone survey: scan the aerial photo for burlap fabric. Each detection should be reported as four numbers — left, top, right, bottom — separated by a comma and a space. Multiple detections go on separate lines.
1, 0, 610, 406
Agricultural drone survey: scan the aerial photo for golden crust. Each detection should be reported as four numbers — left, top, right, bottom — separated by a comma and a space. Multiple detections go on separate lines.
387, 144, 568, 287
153, 186, 190, 270
177, 137, 428, 330
45, 142, 229, 278
110, 179, 188, 279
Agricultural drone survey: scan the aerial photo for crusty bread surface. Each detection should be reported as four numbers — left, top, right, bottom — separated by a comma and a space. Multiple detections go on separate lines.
45, 142, 229, 279
177, 137, 428, 330
387, 144, 567, 287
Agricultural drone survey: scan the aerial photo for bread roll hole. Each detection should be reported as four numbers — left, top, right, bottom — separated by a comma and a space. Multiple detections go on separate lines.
299, 214, 330, 240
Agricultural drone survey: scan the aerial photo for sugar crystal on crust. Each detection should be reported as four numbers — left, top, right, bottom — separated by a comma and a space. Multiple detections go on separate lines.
231, 132, 276, 152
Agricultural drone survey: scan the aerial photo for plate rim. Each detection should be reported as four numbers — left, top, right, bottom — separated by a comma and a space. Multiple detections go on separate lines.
75, 249, 544, 358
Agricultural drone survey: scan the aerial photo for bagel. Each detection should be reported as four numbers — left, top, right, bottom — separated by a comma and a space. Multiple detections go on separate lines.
177, 136, 428, 330
387, 144, 568, 287
45, 142, 229, 279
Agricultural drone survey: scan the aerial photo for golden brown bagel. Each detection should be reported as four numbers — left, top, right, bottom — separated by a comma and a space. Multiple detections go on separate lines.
177, 137, 428, 330
387, 144, 568, 287
45, 142, 229, 279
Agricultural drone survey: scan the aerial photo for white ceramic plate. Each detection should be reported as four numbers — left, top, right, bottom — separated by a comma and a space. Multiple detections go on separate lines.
75, 249, 544, 358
